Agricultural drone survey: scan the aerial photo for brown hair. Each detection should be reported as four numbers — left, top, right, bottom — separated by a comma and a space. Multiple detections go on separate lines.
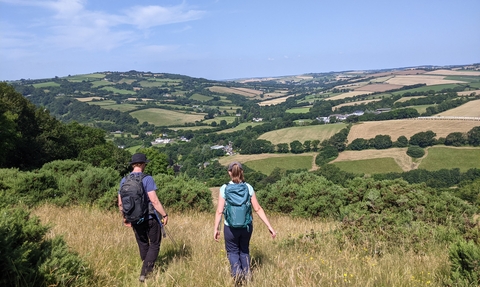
229, 163, 244, 183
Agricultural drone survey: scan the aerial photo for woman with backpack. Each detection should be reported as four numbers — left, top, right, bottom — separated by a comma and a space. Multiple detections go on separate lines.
213, 161, 276, 285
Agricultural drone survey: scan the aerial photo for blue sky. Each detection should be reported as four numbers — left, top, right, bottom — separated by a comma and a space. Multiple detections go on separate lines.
1, 0, 479, 81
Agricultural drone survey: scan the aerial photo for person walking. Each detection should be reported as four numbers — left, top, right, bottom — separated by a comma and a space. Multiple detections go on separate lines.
118, 153, 169, 283
214, 161, 276, 285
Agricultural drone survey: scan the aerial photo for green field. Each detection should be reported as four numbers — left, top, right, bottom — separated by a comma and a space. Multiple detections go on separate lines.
130, 108, 206, 126
100, 86, 136, 95
286, 107, 311, 113
91, 80, 114, 88
65, 73, 105, 82
258, 123, 347, 145
32, 81, 61, 88
190, 94, 213, 102
405, 104, 433, 114
203, 116, 237, 125
392, 84, 461, 96
418, 146, 480, 171
332, 158, 403, 175
245, 155, 313, 175
444, 75, 480, 83
88, 101, 141, 112
217, 122, 264, 134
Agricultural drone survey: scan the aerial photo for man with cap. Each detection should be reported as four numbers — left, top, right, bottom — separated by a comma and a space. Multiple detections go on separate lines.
118, 153, 169, 282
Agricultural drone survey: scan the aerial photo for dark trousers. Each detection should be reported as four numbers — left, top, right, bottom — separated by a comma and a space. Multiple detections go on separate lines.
223, 223, 253, 280
132, 218, 161, 276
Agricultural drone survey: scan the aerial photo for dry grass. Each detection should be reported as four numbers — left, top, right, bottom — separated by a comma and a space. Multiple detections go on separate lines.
31, 204, 450, 287
325, 91, 372, 101
354, 83, 403, 92
330, 148, 416, 171
424, 69, 480, 76
347, 120, 480, 143
436, 99, 480, 117
386, 75, 466, 86
258, 95, 293, 106
208, 86, 261, 97
333, 99, 382, 110
458, 89, 480, 96
258, 124, 347, 145
75, 97, 103, 102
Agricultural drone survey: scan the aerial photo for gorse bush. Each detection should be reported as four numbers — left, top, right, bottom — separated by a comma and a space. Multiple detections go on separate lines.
448, 240, 480, 286
0, 207, 93, 287
257, 172, 347, 218
155, 173, 213, 212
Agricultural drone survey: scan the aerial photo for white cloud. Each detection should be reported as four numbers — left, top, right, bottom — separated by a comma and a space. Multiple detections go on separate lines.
1, 0, 206, 52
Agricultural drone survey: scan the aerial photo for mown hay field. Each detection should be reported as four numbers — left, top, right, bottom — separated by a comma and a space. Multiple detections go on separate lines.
418, 146, 480, 171
347, 120, 480, 143
75, 96, 103, 102
258, 124, 347, 145
386, 75, 466, 86
333, 99, 381, 110
130, 108, 206, 126
331, 148, 414, 171
424, 69, 480, 76
258, 95, 293, 106
354, 83, 403, 92
437, 99, 480, 117
208, 86, 261, 97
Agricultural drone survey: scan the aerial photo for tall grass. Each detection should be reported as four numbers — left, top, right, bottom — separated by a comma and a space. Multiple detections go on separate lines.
32, 204, 451, 286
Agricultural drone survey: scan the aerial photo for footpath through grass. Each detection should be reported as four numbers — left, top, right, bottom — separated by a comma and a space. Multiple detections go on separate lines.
32, 204, 450, 287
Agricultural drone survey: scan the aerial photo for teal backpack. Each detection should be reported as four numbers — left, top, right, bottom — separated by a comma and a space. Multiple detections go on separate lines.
223, 182, 252, 228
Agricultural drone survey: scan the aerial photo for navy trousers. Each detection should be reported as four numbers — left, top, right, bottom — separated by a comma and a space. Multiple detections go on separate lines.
132, 218, 161, 276
223, 223, 253, 281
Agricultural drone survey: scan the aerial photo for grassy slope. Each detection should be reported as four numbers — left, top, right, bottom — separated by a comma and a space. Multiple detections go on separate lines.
130, 108, 206, 126
258, 124, 347, 145
31, 203, 447, 287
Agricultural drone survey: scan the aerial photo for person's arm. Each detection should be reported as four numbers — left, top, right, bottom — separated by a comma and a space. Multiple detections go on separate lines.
214, 196, 225, 242
118, 194, 131, 227
147, 191, 168, 225
251, 193, 276, 239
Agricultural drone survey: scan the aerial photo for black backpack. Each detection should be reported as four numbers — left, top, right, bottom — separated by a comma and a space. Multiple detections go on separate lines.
120, 173, 149, 225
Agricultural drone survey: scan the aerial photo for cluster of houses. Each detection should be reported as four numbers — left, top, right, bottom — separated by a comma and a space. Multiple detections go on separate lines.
316, 108, 391, 123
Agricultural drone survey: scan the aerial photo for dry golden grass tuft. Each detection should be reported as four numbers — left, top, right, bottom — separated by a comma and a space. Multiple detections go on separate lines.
32, 204, 450, 287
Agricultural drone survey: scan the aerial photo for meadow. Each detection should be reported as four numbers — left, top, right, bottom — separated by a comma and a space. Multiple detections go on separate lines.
419, 146, 480, 172
32, 81, 61, 88
242, 155, 314, 175
88, 101, 141, 112
332, 158, 403, 175
217, 122, 265, 134
31, 203, 448, 287
130, 108, 206, 126
258, 124, 347, 145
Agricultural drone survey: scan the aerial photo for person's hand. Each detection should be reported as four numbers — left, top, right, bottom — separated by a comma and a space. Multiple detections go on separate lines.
123, 218, 132, 227
268, 227, 276, 239
214, 229, 221, 242
161, 215, 168, 226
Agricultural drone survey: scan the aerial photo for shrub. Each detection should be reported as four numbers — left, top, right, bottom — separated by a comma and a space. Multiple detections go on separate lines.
0, 207, 93, 287
449, 240, 480, 286
315, 146, 339, 166
154, 174, 213, 212
406, 146, 425, 158
257, 172, 347, 218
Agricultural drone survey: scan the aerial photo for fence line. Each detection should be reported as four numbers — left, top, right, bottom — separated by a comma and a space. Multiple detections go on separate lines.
415, 116, 480, 121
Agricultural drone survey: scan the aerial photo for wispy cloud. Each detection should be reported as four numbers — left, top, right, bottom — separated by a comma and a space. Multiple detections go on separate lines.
0, 0, 206, 52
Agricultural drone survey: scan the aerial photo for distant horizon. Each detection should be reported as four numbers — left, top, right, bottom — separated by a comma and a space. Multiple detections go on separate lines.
1, 1, 479, 82
5, 62, 480, 82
